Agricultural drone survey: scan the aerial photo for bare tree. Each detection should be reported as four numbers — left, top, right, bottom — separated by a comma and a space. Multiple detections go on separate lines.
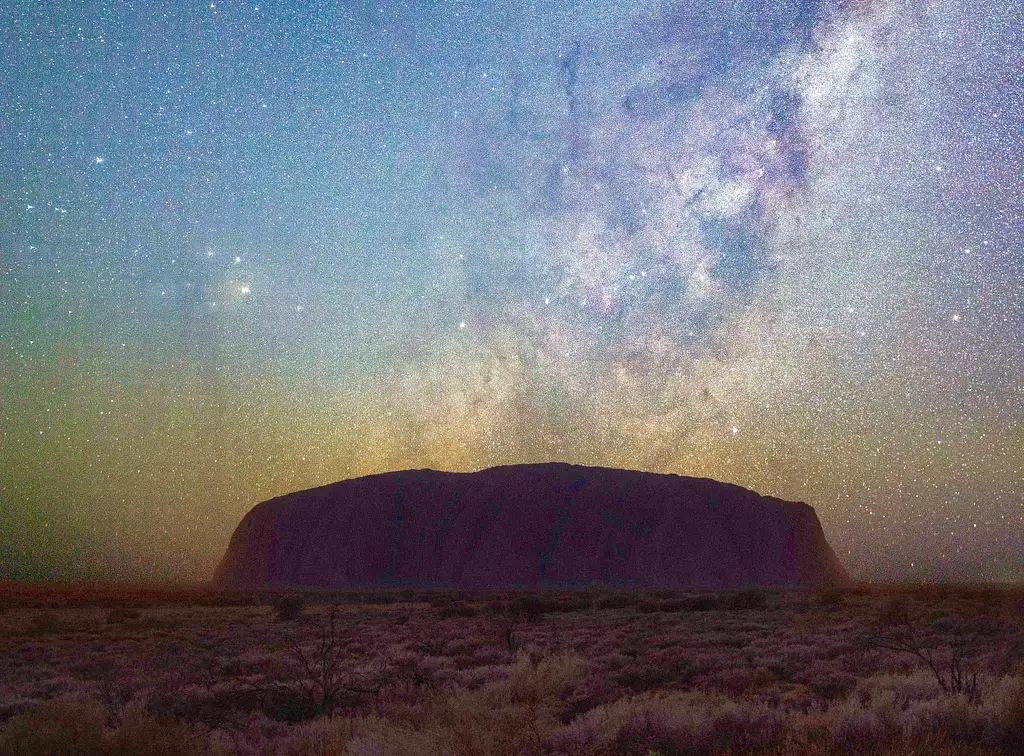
286, 605, 391, 715
873, 601, 981, 700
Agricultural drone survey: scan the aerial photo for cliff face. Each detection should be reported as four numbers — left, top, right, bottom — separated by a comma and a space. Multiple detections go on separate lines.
213, 463, 850, 590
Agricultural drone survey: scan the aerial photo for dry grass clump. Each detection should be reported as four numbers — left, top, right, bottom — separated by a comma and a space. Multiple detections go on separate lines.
0, 696, 108, 755
0, 696, 203, 756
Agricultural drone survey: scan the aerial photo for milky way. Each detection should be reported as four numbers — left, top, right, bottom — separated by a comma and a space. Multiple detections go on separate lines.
2, 0, 1021, 582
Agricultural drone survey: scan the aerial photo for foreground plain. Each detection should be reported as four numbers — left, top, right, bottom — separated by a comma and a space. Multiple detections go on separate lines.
0, 582, 1022, 755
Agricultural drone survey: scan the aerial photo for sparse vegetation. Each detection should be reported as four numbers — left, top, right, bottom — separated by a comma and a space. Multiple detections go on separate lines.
0, 582, 1022, 755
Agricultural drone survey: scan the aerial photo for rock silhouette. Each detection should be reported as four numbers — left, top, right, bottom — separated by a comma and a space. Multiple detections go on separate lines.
214, 463, 850, 589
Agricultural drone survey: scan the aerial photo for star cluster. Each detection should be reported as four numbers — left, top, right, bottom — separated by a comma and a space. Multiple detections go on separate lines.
1, 0, 1021, 582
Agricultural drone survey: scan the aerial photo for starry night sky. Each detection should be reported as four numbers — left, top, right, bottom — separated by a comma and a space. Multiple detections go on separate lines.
2, 0, 1021, 583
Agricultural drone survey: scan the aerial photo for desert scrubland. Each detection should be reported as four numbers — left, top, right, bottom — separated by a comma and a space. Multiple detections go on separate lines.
0, 582, 1022, 755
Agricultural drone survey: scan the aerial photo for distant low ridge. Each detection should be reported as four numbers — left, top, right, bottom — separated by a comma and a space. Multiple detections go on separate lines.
213, 463, 850, 590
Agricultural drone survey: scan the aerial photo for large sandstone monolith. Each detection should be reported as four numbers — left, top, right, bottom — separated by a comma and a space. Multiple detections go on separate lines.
213, 463, 850, 589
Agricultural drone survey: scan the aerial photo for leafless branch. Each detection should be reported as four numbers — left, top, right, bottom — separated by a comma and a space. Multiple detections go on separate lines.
873, 604, 980, 699
286, 605, 390, 715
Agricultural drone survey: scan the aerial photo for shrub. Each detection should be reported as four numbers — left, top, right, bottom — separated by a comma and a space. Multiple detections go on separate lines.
902, 692, 987, 744
594, 593, 634, 611
682, 595, 720, 611
637, 599, 686, 614
28, 612, 64, 635
615, 662, 679, 692
0, 700, 202, 756
808, 671, 859, 702
881, 596, 909, 624
486, 595, 547, 652
276, 595, 306, 622
107, 710, 203, 756
749, 667, 776, 691
508, 650, 587, 703
822, 697, 886, 749
352, 589, 408, 605
1002, 677, 1024, 751
106, 608, 141, 624
729, 589, 767, 610
438, 602, 479, 619
817, 588, 848, 608
195, 591, 257, 607
508, 594, 548, 622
